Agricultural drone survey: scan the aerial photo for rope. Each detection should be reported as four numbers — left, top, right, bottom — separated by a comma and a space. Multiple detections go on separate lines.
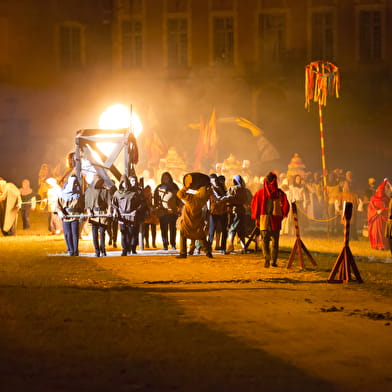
295, 203, 340, 223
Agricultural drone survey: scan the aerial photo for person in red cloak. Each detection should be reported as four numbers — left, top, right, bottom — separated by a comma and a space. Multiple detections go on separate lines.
251, 172, 290, 268
368, 179, 390, 250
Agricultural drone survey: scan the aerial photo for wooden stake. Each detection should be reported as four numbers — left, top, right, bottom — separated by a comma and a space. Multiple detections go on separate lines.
287, 202, 317, 269
327, 202, 363, 283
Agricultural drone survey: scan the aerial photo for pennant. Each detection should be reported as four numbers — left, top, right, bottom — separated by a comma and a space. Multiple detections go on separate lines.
219, 117, 262, 137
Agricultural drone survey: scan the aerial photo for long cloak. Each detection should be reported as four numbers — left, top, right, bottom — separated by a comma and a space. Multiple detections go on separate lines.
0, 181, 22, 234
368, 180, 390, 250
177, 186, 210, 240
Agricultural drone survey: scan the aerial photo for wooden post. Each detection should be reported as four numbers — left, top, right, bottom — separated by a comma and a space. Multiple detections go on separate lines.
327, 202, 363, 283
318, 102, 328, 202
287, 202, 317, 269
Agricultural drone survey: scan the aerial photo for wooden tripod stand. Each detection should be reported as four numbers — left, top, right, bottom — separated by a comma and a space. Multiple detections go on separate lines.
327, 202, 363, 283
287, 202, 317, 269
244, 226, 260, 253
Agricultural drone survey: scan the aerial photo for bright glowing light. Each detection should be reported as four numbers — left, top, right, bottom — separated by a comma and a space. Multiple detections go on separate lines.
98, 104, 143, 137
96, 142, 115, 157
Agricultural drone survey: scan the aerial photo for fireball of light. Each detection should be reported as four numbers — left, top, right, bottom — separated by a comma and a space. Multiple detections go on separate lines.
98, 104, 143, 137
97, 104, 143, 158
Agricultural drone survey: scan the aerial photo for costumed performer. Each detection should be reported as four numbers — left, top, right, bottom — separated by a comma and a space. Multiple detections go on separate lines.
251, 172, 290, 268
57, 174, 84, 256
0, 178, 22, 236
368, 179, 390, 251
176, 175, 213, 259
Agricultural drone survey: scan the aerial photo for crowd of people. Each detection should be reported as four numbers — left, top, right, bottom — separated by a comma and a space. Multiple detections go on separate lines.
1, 152, 391, 264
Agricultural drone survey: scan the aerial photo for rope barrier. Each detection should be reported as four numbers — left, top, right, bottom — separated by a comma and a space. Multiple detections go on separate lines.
57, 213, 133, 219
23, 199, 341, 223
295, 203, 340, 223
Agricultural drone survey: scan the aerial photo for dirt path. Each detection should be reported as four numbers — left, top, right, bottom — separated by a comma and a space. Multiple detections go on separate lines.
0, 243, 391, 391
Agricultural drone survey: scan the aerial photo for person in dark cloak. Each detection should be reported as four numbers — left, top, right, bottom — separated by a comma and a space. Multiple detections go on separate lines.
154, 171, 181, 250
84, 175, 112, 257
208, 174, 231, 254
112, 175, 145, 255
226, 174, 249, 253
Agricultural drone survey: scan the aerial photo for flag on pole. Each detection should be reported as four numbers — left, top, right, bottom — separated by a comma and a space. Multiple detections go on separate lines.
144, 106, 167, 164
193, 109, 218, 170
194, 115, 205, 170
206, 108, 217, 160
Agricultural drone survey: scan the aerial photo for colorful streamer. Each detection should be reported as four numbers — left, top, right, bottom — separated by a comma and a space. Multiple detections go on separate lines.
305, 60, 340, 110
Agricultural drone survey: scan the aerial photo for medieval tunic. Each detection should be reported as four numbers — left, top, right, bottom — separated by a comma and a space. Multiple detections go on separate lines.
84, 177, 112, 256
251, 175, 290, 266
112, 175, 146, 254
251, 185, 290, 232
177, 186, 211, 240
227, 175, 249, 245
177, 185, 212, 257
368, 179, 390, 250
208, 181, 230, 251
0, 180, 22, 236
154, 171, 181, 249
84, 178, 112, 227
385, 198, 392, 254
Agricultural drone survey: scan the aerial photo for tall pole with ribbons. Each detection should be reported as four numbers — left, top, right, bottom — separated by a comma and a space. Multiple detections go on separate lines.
305, 61, 340, 201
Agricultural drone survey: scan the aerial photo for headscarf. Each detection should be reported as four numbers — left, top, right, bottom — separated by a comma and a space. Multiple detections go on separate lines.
161, 171, 174, 184
60, 175, 81, 201
233, 174, 244, 187
129, 175, 139, 190
118, 175, 131, 191
371, 179, 389, 208
263, 172, 279, 198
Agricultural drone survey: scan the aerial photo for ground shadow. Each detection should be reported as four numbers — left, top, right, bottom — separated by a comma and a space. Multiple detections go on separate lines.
0, 257, 338, 392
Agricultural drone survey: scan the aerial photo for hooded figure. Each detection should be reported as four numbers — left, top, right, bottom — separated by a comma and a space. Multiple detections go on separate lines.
226, 174, 249, 253
57, 174, 84, 256
368, 179, 390, 250
112, 175, 145, 255
251, 172, 290, 268
208, 173, 231, 253
176, 183, 213, 258
153, 171, 181, 250
0, 179, 22, 236
386, 197, 392, 255
84, 175, 112, 257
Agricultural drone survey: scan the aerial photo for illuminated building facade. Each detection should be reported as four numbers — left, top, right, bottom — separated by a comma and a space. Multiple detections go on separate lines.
0, 0, 391, 181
